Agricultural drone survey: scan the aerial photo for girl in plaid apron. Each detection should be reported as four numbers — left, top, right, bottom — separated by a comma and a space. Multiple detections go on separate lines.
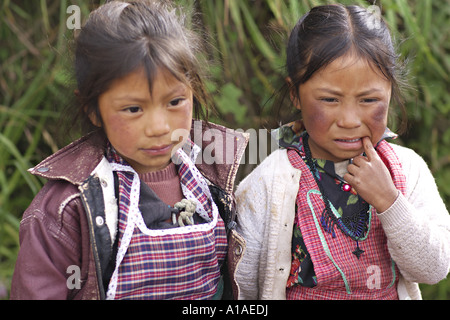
106, 144, 227, 300
12, 0, 249, 300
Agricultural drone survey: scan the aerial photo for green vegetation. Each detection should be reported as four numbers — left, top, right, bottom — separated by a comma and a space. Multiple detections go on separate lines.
1, 0, 449, 299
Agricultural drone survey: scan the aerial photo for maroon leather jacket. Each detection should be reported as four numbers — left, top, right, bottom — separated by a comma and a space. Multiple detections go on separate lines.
10, 121, 248, 300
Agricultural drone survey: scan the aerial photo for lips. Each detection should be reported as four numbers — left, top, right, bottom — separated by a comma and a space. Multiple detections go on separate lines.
334, 137, 363, 150
141, 144, 173, 156
336, 138, 361, 143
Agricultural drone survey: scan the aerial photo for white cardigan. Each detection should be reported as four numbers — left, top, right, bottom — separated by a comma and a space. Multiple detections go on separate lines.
235, 143, 450, 300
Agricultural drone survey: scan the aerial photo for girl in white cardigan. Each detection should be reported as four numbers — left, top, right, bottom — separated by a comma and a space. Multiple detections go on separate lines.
234, 4, 450, 300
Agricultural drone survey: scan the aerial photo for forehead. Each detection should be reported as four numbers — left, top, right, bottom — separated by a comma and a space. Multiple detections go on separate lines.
99, 66, 192, 105
307, 53, 392, 89
322, 53, 387, 77
109, 67, 187, 91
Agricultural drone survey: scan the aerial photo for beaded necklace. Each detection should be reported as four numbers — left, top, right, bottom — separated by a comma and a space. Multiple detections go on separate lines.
303, 133, 371, 259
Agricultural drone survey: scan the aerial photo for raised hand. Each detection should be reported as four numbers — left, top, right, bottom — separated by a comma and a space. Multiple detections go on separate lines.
344, 137, 399, 213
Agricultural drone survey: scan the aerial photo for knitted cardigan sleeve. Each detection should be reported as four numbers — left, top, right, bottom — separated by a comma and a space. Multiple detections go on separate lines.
234, 166, 267, 300
378, 143, 450, 285
235, 149, 300, 300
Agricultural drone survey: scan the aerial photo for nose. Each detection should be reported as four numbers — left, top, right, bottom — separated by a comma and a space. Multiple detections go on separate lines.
336, 103, 362, 129
144, 109, 170, 137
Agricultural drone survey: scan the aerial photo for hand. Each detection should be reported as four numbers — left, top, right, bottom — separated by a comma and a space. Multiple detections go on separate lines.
343, 137, 399, 213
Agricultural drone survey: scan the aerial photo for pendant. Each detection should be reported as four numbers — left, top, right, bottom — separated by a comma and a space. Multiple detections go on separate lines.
341, 183, 352, 192
352, 241, 364, 259
174, 199, 197, 227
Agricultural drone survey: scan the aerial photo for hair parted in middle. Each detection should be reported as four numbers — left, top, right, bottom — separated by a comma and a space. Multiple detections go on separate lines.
285, 4, 408, 133
73, 0, 212, 135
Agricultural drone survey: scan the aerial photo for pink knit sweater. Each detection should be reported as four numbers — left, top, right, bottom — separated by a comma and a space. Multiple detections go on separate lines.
139, 162, 183, 207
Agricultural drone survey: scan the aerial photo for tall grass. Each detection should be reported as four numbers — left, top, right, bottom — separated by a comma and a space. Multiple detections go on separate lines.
1, 0, 449, 299
0, 0, 100, 298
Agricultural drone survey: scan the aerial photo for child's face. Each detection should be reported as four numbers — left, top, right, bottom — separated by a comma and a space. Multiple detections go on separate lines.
292, 53, 392, 162
96, 67, 193, 174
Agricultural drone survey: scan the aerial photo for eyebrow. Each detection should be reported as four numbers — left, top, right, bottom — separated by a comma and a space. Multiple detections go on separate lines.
160, 84, 190, 100
315, 88, 344, 97
113, 84, 189, 103
315, 88, 384, 97
113, 95, 148, 103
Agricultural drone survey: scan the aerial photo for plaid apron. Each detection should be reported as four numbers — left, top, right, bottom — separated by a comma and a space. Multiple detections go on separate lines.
286, 139, 406, 299
106, 144, 227, 300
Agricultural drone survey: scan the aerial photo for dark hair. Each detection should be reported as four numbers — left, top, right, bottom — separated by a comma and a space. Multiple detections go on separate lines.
72, 0, 211, 135
285, 4, 408, 133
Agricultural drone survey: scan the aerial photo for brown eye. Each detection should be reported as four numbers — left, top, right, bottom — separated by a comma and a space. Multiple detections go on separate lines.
169, 98, 185, 107
321, 97, 338, 103
124, 106, 141, 113
362, 98, 379, 103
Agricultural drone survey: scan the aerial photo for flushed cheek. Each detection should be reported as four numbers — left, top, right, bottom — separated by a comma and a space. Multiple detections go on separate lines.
367, 103, 389, 140
302, 103, 331, 133
105, 117, 138, 152
176, 108, 192, 131
371, 102, 389, 123
170, 106, 193, 143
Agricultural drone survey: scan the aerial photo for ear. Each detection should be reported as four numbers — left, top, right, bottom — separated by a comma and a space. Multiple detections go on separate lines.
286, 77, 301, 111
87, 108, 102, 128
76, 90, 102, 128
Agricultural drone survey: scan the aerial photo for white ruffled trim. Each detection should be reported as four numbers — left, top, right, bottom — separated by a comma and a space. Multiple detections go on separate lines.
106, 147, 219, 300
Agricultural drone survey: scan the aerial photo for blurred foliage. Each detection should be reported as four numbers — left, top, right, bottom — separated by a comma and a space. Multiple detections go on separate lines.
0, 0, 449, 299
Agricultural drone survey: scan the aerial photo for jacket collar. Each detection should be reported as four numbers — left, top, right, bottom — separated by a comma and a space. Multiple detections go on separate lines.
29, 132, 106, 186
190, 120, 249, 194
30, 120, 249, 192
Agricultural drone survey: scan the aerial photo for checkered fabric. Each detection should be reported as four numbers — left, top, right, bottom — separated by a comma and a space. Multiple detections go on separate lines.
286, 139, 406, 300
105, 143, 227, 300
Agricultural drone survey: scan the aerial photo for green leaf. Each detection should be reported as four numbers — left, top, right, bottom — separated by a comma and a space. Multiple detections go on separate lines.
347, 194, 359, 206
214, 83, 247, 125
